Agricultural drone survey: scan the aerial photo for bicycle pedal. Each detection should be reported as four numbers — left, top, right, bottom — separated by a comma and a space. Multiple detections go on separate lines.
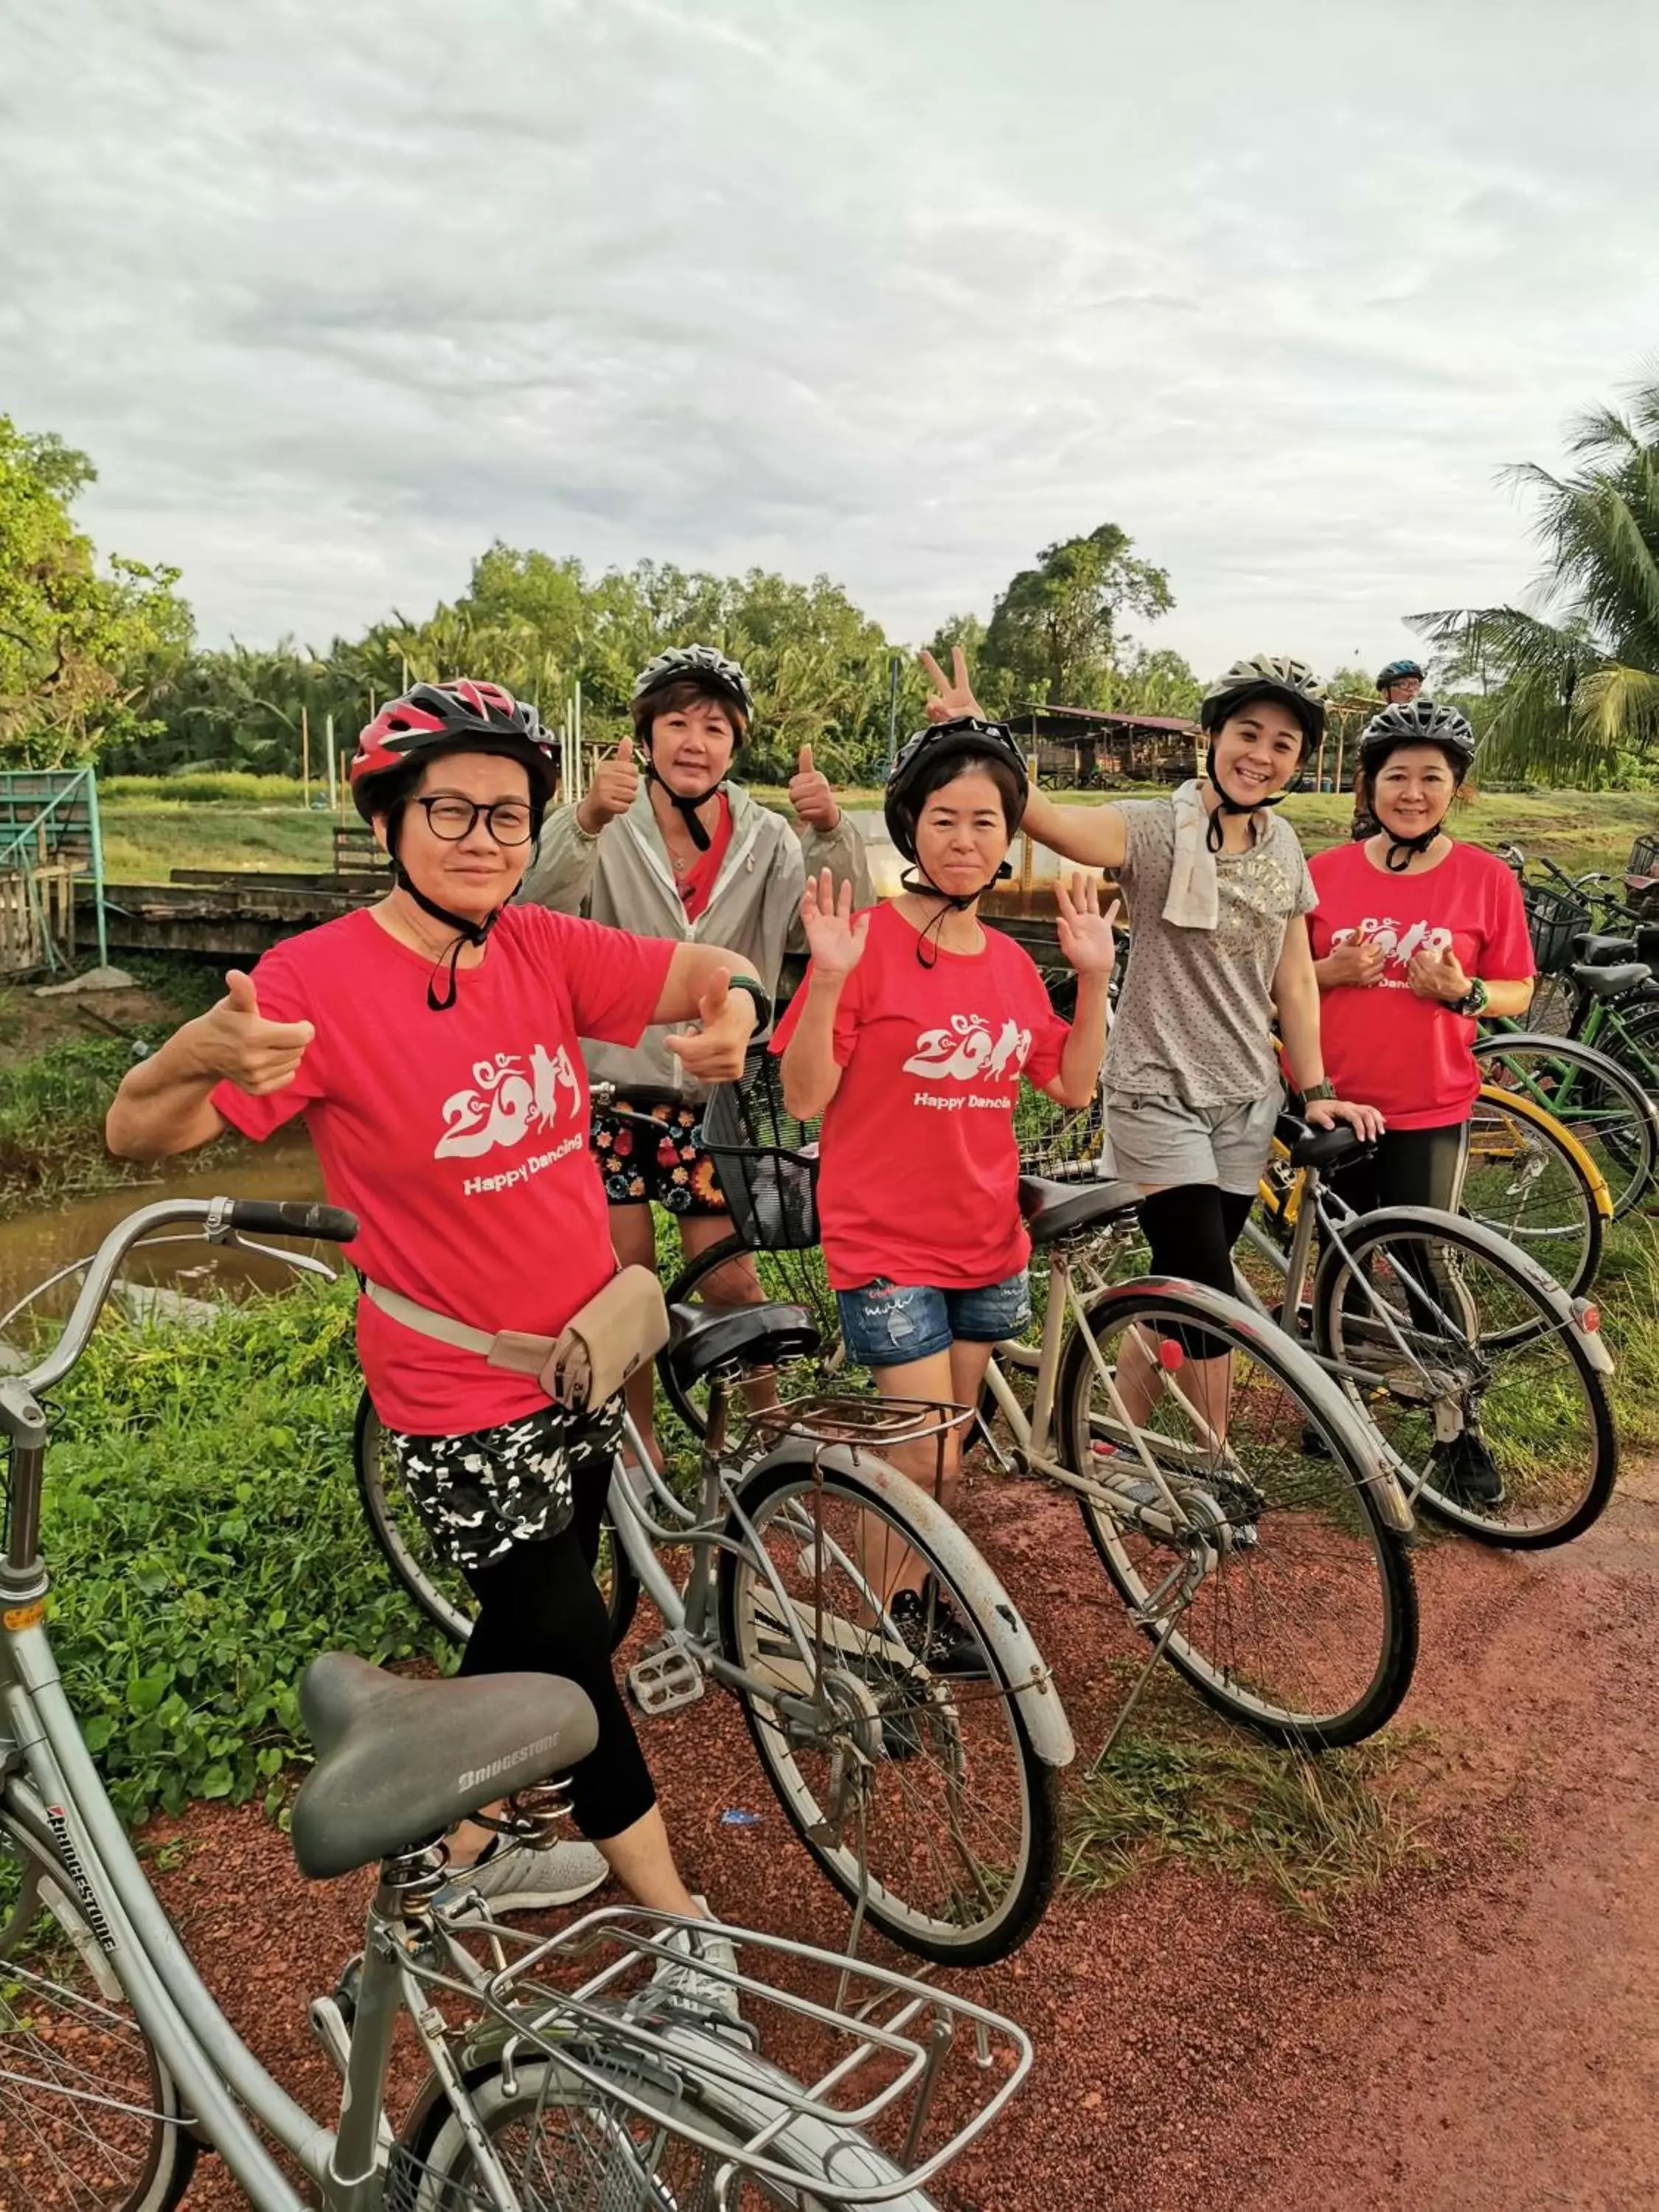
626, 1644, 706, 1716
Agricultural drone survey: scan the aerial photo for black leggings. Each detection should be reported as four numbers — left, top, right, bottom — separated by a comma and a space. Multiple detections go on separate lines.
1324, 1121, 1469, 1220
458, 1453, 654, 1843
1137, 1184, 1257, 1357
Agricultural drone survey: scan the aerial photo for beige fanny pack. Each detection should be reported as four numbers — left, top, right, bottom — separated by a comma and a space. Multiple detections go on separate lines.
361, 1267, 669, 1416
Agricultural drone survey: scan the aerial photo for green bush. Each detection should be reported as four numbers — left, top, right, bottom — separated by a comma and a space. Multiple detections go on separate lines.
38, 1277, 451, 1824
100, 772, 312, 805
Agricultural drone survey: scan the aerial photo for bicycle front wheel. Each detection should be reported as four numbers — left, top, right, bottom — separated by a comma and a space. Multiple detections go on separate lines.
1313, 1208, 1618, 1549
0, 1797, 197, 2212
353, 1390, 641, 1652
717, 1452, 1058, 1966
1056, 1285, 1418, 1749
1463, 1090, 1605, 1300
1472, 1032, 1659, 1219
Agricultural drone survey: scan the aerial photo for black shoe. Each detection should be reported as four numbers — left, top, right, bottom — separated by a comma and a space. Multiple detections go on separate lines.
1430, 1430, 1506, 1507
890, 1582, 989, 1678
1300, 1423, 1332, 1459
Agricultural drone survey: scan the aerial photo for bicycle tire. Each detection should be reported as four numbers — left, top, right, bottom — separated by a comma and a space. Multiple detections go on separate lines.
1056, 1281, 1419, 1749
402, 2045, 844, 2209
661, 1236, 847, 1441
1472, 1032, 1659, 1219
716, 1450, 1058, 1967
1311, 1207, 1618, 1550
1599, 1000, 1659, 1096
352, 1388, 641, 1652
1463, 1087, 1605, 1301
0, 1795, 198, 2212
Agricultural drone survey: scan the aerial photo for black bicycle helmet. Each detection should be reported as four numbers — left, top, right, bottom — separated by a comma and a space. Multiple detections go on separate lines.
628, 644, 754, 850
1198, 654, 1324, 849
1357, 699, 1477, 871
1374, 657, 1425, 692
883, 717, 1029, 865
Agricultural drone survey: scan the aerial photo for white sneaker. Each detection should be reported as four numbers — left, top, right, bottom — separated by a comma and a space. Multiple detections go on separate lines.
439, 1837, 610, 1915
647, 1897, 745, 2034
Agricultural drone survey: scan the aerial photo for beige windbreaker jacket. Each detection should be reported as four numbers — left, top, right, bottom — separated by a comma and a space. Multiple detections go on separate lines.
521, 783, 872, 1096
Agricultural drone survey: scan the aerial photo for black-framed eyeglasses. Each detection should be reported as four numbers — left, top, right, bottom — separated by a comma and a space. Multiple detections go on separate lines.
414, 796, 536, 846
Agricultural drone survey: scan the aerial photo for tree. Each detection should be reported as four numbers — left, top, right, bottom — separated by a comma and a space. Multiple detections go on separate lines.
981, 524, 1174, 710
1413, 369, 1659, 785
0, 417, 193, 768
1104, 644, 1201, 720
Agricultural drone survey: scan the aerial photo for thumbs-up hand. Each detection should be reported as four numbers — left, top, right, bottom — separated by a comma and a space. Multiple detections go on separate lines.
664, 964, 758, 1082
1407, 939, 1471, 1004
576, 731, 640, 835
195, 968, 316, 1094
787, 740, 841, 832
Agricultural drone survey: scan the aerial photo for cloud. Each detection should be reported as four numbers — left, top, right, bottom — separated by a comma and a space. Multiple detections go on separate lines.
2, 0, 1655, 681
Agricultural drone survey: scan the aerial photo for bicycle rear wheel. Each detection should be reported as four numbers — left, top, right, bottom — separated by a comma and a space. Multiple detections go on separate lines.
352, 1390, 641, 1652
1312, 1208, 1618, 1549
661, 1237, 848, 1441
1462, 1089, 1604, 1299
1056, 1284, 1418, 1749
0, 1797, 196, 2212
1472, 1032, 1659, 1219
717, 1451, 1058, 1966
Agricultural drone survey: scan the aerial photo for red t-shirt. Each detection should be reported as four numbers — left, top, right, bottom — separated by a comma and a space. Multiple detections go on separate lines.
211, 904, 674, 1433
771, 903, 1070, 1292
678, 793, 734, 922
1307, 841, 1534, 1129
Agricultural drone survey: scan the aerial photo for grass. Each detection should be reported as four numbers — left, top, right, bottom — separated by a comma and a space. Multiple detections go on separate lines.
1599, 1215, 1659, 1453
1065, 1669, 1433, 1924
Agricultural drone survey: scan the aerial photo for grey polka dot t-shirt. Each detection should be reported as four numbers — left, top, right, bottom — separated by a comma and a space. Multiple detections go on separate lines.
1105, 799, 1316, 1108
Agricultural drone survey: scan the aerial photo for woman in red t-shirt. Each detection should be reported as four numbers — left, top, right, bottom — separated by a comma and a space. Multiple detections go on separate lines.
1308, 698, 1534, 1220
773, 718, 1117, 1668
105, 681, 762, 1980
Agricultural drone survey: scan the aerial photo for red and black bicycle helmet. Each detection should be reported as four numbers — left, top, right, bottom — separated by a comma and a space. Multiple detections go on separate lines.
349, 679, 555, 824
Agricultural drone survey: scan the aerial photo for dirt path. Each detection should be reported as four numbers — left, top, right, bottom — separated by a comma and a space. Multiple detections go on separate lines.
160, 1458, 1659, 2210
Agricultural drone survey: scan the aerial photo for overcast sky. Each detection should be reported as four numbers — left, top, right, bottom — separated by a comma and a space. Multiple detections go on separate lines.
4, 0, 1655, 683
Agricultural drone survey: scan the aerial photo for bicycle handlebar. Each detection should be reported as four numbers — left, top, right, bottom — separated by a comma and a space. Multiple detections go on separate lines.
7, 1196, 358, 1401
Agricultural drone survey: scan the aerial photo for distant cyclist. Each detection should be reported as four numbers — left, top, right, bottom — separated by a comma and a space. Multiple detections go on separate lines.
1308, 699, 1534, 1498
936, 647, 1382, 1447
106, 679, 758, 1992
524, 644, 871, 1465
1375, 658, 1426, 707
773, 709, 1116, 1669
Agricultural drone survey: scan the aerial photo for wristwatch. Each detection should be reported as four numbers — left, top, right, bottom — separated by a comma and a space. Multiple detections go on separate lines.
1448, 978, 1490, 1018
1303, 1079, 1337, 1103
726, 975, 773, 1032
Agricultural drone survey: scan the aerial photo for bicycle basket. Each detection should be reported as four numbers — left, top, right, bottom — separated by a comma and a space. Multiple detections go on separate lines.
1523, 884, 1593, 975
703, 1045, 821, 1251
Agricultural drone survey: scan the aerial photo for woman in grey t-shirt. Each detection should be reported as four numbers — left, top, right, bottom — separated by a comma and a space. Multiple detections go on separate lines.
921, 648, 1382, 1445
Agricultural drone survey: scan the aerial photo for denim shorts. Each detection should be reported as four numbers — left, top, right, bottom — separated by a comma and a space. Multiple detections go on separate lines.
835, 1272, 1032, 1368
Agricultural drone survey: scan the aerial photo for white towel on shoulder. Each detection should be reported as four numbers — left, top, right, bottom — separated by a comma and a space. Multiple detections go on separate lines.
1162, 779, 1220, 931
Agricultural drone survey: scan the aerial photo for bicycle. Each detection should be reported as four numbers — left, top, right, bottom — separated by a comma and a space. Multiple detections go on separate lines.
357, 1254, 1074, 1968
1237, 1119, 1618, 1548
1, 1195, 1034, 2211
1499, 849, 1659, 1088
1462, 1081, 1610, 1299
1471, 1029, 1659, 1220
963, 1172, 1419, 1750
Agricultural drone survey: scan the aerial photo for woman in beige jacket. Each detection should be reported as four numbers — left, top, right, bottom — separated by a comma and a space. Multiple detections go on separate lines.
524, 643, 870, 1460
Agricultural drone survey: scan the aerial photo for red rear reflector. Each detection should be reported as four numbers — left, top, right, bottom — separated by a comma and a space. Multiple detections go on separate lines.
1579, 1303, 1601, 1332
1158, 1340, 1184, 1370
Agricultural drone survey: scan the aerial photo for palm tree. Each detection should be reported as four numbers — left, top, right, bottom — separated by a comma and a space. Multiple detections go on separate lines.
1414, 369, 1659, 783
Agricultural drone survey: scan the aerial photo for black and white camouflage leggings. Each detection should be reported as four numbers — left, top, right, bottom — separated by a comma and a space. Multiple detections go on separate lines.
386, 1399, 656, 1840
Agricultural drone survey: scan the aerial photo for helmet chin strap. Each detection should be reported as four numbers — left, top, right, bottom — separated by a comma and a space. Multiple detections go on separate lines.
899, 861, 1012, 967
1380, 816, 1449, 872
643, 747, 723, 851
1203, 742, 1287, 853
390, 850, 500, 1012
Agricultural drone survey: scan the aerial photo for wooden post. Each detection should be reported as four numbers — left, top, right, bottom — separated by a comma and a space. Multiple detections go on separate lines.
301, 706, 310, 807
1333, 723, 1346, 796
325, 714, 337, 813
1315, 731, 1326, 793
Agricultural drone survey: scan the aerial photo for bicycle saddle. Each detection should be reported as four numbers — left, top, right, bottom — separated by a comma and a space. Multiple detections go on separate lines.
664, 1299, 819, 1385
290, 1653, 597, 1880
1570, 930, 1638, 965
1017, 1175, 1142, 1245
1569, 959, 1654, 1000
1275, 1113, 1366, 1171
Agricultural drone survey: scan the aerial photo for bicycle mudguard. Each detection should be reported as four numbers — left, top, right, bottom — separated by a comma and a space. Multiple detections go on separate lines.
733, 1436, 1076, 1770
1309, 1206, 1614, 1377
1075, 1274, 1417, 1538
